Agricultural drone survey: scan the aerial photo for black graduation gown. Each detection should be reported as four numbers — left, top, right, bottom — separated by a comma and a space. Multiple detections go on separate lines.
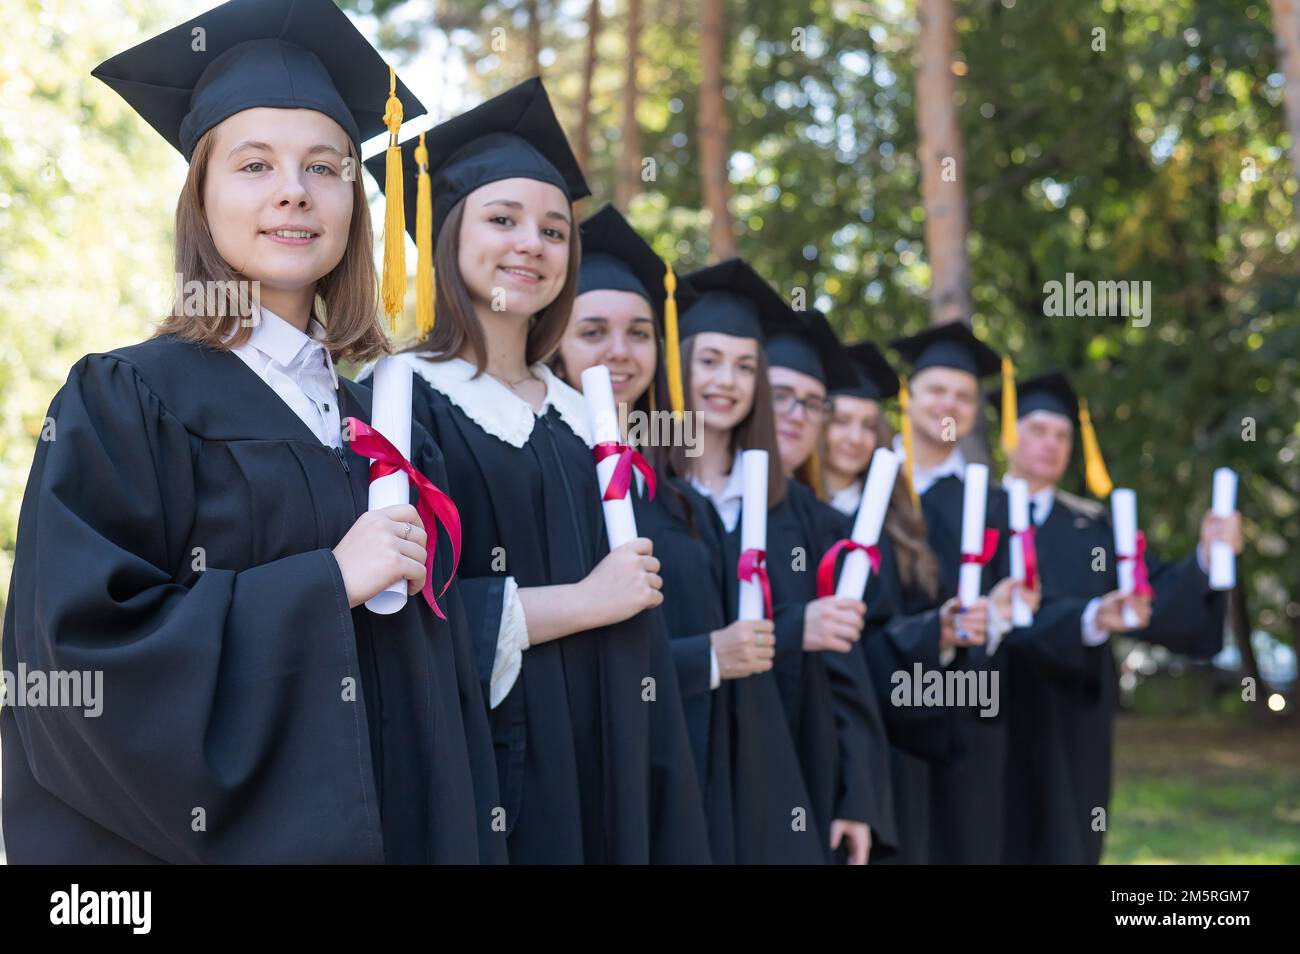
726, 479, 896, 861
855, 524, 956, 865
0, 335, 504, 864
916, 472, 1013, 864
394, 368, 710, 864
633, 478, 823, 864
1002, 491, 1226, 864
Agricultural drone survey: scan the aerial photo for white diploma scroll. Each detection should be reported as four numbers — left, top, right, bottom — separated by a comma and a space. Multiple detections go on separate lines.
581, 364, 639, 551
836, 448, 900, 600
365, 357, 413, 615
1111, 488, 1141, 627
1007, 478, 1034, 627
1209, 467, 1237, 591
957, 463, 990, 609
738, 449, 770, 622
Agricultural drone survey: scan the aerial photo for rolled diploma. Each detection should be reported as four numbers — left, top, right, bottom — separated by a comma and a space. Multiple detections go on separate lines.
366, 357, 413, 615
738, 449, 769, 622
836, 448, 899, 599
1007, 478, 1033, 627
1209, 468, 1237, 591
1111, 488, 1140, 627
581, 364, 638, 550
957, 463, 989, 608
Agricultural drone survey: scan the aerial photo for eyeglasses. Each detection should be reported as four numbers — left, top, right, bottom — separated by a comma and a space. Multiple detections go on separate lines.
772, 386, 832, 422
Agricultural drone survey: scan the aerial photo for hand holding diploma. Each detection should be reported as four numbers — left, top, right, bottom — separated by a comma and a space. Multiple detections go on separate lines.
362, 357, 413, 615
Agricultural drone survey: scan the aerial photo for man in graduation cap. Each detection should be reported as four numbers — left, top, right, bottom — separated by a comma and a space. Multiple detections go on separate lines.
888, 319, 1038, 864
992, 371, 1240, 864
1, 0, 509, 865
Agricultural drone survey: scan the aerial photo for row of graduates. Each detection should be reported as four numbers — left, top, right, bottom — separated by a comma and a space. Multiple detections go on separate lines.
1, 0, 1241, 864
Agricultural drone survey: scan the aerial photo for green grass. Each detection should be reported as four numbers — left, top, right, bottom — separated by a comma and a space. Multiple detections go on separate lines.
1103, 715, 1300, 864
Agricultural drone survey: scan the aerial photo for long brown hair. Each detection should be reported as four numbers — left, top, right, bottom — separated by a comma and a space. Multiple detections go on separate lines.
667, 334, 787, 509
828, 399, 938, 599
405, 197, 580, 372
154, 127, 389, 364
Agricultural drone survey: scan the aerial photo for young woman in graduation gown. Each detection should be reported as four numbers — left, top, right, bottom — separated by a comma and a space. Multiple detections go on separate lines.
362, 85, 709, 864
820, 342, 991, 864
666, 260, 890, 864
551, 204, 823, 864
1, 0, 503, 864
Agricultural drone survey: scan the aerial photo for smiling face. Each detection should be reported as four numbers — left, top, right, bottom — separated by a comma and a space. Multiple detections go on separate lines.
826, 394, 882, 481
907, 365, 980, 446
1010, 410, 1074, 487
202, 107, 353, 299
768, 365, 828, 473
689, 332, 759, 434
560, 289, 658, 404
457, 177, 572, 318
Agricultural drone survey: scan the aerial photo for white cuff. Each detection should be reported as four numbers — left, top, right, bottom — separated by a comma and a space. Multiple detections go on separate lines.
985, 599, 1010, 656
939, 644, 957, 667
1196, 543, 1209, 576
489, 577, 530, 709
709, 647, 721, 690
1081, 596, 1110, 646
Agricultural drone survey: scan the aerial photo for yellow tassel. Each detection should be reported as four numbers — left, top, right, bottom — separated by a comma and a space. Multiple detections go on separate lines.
381, 65, 405, 333
663, 263, 685, 418
1078, 397, 1114, 498
1001, 355, 1018, 455
899, 374, 920, 509
804, 445, 825, 501
414, 131, 435, 338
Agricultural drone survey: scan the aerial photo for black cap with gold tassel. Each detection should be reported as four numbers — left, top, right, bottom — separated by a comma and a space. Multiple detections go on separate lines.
989, 369, 1114, 498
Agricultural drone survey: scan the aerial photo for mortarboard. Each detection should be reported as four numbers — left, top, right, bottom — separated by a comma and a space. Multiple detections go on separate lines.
679, 259, 800, 343
92, 0, 425, 161
834, 341, 900, 402
576, 205, 698, 415
889, 320, 1002, 379
764, 310, 858, 392
989, 370, 1114, 497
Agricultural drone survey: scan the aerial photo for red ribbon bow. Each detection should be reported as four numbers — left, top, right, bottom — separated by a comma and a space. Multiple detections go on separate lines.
815, 539, 882, 598
960, 528, 1000, 566
737, 548, 773, 620
593, 442, 657, 502
344, 417, 462, 620
1117, 530, 1155, 597
1010, 525, 1039, 590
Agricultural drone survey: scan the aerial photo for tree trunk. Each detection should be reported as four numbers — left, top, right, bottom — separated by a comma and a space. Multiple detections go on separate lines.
1270, 0, 1300, 216
698, 0, 736, 259
915, 0, 971, 325
577, 0, 601, 177
616, 0, 644, 210
525, 0, 541, 75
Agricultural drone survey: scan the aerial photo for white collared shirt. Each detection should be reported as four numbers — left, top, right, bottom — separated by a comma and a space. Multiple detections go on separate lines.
891, 434, 966, 496
229, 308, 341, 448
829, 479, 864, 517
689, 454, 748, 533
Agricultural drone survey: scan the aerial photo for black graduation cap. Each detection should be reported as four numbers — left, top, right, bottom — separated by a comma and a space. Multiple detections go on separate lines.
765, 310, 859, 391
679, 258, 799, 343
889, 320, 1002, 379
365, 77, 590, 240
988, 370, 1078, 421
92, 0, 426, 161
835, 341, 900, 401
577, 204, 698, 316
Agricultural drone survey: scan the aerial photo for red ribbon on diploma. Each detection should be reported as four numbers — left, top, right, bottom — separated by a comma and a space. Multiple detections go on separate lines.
344, 417, 462, 620
593, 442, 657, 501
1117, 530, 1154, 597
1010, 526, 1038, 590
960, 528, 1000, 566
737, 548, 773, 620
815, 539, 882, 598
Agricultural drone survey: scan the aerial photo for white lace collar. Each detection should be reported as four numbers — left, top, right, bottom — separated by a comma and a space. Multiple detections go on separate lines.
397, 352, 592, 449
